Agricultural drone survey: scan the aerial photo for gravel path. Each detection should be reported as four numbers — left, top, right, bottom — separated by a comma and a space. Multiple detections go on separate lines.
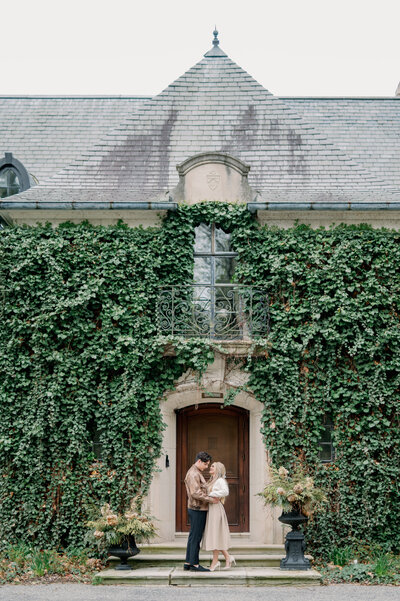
0, 584, 399, 601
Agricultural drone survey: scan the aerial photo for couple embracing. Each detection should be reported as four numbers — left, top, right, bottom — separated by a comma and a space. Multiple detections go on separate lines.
183, 451, 235, 572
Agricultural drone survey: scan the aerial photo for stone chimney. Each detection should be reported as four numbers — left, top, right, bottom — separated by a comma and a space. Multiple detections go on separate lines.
396, 82, 400, 96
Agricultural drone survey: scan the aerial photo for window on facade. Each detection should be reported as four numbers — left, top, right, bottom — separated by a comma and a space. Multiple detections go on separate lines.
156, 223, 268, 340
0, 167, 21, 198
319, 413, 335, 462
88, 420, 103, 460
193, 223, 236, 284
192, 223, 241, 339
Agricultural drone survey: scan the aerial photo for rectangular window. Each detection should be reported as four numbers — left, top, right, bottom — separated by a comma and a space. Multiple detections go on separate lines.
319, 414, 335, 463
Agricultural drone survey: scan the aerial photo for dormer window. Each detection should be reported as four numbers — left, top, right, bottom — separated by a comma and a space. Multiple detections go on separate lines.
0, 167, 21, 198
0, 153, 31, 198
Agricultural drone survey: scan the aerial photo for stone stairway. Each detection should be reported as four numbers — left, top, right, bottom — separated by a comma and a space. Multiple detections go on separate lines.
99, 541, 321, 586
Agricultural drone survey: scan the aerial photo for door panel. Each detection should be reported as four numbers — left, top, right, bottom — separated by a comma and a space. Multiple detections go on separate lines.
176, 403, 249, 532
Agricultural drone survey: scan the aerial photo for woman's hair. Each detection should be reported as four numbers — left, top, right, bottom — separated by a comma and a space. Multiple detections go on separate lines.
208, 461, 226, 492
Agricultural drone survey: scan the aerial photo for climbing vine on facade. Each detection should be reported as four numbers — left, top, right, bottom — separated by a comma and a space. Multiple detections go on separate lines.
0, 204, 399, 555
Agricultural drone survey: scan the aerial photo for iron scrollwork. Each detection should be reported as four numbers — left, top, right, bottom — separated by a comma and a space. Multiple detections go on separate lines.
157, 285, 269, 340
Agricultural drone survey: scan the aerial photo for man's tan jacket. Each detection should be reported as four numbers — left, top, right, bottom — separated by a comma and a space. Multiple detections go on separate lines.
184, 464, 213, 511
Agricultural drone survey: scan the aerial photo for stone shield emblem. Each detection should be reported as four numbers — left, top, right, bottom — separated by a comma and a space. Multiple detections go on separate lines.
207, 171, 221, 191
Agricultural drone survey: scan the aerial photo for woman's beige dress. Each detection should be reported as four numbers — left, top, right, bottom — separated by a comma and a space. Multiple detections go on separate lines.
202, 477, 231, 551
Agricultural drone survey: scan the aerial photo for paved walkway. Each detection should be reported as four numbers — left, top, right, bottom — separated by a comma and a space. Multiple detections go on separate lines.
0, 584, 399, 601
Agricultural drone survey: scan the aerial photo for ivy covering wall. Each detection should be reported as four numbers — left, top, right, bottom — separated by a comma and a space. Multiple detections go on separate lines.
0, 203, 399, 555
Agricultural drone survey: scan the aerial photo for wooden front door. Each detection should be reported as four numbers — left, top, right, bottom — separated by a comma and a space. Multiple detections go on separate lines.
176, 403, 249, 532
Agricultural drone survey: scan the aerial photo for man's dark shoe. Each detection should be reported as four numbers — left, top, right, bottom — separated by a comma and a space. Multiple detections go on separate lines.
183, 564, 191, 571
190, 564, 210, 572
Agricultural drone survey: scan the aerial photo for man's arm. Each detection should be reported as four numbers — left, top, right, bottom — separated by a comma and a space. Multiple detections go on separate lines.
186, 471, 218, 503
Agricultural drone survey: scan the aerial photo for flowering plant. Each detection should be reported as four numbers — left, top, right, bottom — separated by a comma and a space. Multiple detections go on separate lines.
86, 495, 156, 549
259, 465, 327, 517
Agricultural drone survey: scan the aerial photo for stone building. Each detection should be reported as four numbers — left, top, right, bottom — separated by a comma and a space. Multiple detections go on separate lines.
1, 31, 399, 544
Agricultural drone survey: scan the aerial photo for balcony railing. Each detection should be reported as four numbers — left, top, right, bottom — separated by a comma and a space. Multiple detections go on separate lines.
157, 285, 269, 341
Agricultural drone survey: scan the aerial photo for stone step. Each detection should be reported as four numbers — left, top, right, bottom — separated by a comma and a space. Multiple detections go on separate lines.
98, 566, 322, 586
138, 542, 286, 555
109, 553, 286, 568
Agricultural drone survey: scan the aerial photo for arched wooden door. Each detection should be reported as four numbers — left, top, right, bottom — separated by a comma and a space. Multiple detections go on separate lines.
176, 403, 249, 532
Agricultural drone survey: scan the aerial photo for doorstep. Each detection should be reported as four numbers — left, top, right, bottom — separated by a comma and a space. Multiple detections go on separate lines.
98, 566, 322, 586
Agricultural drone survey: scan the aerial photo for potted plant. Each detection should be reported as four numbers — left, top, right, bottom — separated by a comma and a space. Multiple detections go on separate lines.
86, 495, 157, 570
259, 465, 327, 570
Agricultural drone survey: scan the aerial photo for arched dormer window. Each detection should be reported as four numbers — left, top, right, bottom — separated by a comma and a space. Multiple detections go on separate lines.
0, 153, 31, 198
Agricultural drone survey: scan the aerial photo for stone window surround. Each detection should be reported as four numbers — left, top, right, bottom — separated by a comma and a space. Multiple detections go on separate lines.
145, 351, 285, 545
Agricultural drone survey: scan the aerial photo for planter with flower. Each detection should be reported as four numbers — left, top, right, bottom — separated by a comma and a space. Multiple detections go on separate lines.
259, 466, 327, 571
86, 496, 157, 570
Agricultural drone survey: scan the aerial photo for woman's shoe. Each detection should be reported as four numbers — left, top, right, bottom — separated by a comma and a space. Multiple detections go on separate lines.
224, 555, 236, 569
209, 561, 221, 572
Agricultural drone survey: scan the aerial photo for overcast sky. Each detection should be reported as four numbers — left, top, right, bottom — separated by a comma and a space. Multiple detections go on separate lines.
3, 0, 400, 97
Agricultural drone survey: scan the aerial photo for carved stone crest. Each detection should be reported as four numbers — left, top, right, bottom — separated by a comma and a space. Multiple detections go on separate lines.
207, 171, 220, 190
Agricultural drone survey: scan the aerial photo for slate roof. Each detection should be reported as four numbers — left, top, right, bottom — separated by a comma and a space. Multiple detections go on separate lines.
1, 41, 399, 205
0, 96, 148, 181
282, 97, 400, 189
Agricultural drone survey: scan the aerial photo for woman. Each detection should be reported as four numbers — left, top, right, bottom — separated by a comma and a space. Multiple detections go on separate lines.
202, 461, 235, 571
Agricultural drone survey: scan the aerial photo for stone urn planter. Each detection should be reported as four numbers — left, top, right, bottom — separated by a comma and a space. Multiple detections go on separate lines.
259, 465, 327, 571
279, 510, 311, 571
86, 496, 156, 569
108, 535, 140, 570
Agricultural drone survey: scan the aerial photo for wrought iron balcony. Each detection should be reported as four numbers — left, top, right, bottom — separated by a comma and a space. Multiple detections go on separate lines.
157, 285, 269, 341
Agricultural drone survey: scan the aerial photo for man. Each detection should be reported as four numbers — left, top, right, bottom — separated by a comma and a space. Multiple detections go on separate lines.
183, 451, 220, 572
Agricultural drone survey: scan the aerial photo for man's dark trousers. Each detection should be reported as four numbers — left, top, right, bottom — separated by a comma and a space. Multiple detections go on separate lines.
185, 508, 207, 565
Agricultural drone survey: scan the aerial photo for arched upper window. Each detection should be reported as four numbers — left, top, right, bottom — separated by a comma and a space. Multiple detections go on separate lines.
0, 153, 31, 199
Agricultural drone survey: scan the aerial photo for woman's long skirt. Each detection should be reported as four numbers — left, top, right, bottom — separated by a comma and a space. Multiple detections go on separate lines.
202, 502, 231, 551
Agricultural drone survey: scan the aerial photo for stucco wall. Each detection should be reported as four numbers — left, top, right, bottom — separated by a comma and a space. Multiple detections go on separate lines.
257, 210, 400, 230
4, 209, 400, 230
1, 209, 166, 228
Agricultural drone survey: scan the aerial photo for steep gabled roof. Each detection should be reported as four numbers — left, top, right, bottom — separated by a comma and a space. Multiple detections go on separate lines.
3, 38, 400, 205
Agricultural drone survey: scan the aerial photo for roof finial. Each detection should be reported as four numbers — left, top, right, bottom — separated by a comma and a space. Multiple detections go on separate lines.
204, 27, 227, 58
213, 27, 219, 47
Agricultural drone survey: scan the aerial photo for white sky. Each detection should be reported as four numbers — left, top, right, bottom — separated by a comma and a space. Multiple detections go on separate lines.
3, 0, 400, 97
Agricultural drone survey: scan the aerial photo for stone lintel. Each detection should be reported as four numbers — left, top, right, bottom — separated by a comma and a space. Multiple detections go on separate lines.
162, 340, 266, 357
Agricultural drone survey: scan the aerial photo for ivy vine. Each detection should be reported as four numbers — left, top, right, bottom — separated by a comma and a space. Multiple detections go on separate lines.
0, 204, 399, 556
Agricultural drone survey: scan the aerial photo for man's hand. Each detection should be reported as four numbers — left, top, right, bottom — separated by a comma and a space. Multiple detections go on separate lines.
210, 497, 220, 504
